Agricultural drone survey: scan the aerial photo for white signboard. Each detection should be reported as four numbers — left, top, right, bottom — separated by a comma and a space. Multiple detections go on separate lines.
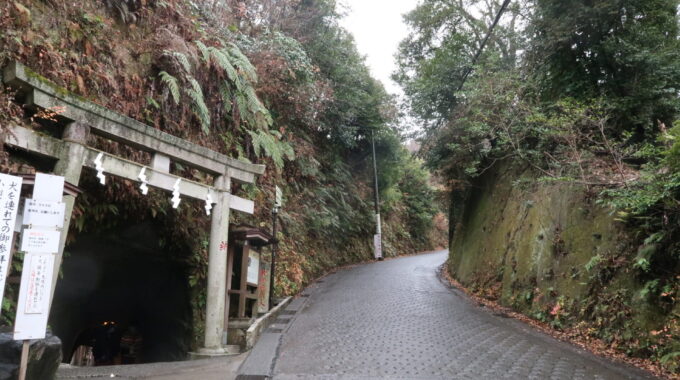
14, 173, 65, 341
23, 199, 65, 228
0, 173, 23, 315
23, 254, 51, 314
374, 234, 383, 259
275, 186, 283, 207
20, 229, 61, 253
14, 173, 64, 340
33, 173, 64, 202
247, 251, 260, 285
14, 253, 55, 339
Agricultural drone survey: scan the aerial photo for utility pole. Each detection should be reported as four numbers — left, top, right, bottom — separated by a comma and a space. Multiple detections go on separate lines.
371, 130, 383, 260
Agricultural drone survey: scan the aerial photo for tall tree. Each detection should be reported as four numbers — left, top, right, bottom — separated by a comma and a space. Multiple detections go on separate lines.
528, 0, 680, 135
394, 0, 526, 132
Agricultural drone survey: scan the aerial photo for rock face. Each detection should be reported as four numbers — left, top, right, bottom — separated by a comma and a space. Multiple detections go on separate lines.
448, 163, 666, 332
450, 163, 623, 303
0, 329, 62, 380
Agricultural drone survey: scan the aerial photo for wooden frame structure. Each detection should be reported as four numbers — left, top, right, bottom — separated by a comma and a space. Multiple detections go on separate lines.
226, 226, 272, 322
1, 61, 265, 354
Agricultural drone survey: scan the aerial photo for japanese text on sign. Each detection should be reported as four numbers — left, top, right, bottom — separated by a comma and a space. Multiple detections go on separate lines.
24, 254, 50, 314
14, 173, 65, 341
13, 253, 55, 340
20, 229, 60, 253
0, 174, 22, 315
23, 199, 65, 228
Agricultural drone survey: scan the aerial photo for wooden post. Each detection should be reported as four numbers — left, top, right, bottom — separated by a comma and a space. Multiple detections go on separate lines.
238, 241, 250, 318
18, 340, 29, 380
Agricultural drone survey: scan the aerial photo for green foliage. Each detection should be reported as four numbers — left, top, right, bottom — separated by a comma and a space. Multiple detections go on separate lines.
195, 40, 210, 63
187, 77, 210, 133
157, 39, 286, 170
599, 125, 680, 290
301, 18, 393, 148
639, 279, 660, 300
298, 163, 374, 245
204, 46, 235, 81
398, 155, 438, 242
528, 0, 680, 135
159, 71, 180, 104
102, 0, 144, 24
585, 254, 603, 272
633, 257, 651, 273
247, 129, 295, 169
418, 69, 546, 180
258, 31, 315, 84
660, 351, 680, 372
164, 50, 192, 73
394, 0, 526, 131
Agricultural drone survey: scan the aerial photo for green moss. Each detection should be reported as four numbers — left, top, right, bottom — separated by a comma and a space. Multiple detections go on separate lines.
24, 64, 91, 103
449, 161, 676, 365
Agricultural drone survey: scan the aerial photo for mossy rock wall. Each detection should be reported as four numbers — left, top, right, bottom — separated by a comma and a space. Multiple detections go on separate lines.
449, 163, 664, 331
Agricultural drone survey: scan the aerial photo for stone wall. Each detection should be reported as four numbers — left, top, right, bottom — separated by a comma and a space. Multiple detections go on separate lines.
448, 163, 673, 337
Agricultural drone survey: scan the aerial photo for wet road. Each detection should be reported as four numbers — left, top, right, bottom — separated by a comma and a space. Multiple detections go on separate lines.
270, 250, 654, 380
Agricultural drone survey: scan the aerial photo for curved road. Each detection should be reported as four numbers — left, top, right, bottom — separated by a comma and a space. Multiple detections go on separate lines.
252, 250, 655, 379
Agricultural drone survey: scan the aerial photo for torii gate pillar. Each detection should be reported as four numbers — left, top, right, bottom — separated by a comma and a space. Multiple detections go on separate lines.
202, 175, 231, 353
49, 122, 90, 310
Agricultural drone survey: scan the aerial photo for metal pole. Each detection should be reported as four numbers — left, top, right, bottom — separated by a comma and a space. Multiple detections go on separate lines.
371, 131, 383, 260
269, 207, 278, 309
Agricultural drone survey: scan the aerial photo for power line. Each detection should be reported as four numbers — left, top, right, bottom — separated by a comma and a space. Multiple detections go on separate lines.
457, 0, 513, 92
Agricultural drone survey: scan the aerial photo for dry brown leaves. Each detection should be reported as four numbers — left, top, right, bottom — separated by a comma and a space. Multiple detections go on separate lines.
440, 266, 678, 380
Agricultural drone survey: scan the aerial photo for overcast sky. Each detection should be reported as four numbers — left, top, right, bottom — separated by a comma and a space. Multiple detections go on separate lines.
338, 0, 419, 96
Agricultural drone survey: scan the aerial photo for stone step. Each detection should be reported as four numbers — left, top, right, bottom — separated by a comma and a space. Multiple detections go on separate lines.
224, 344, 241, 355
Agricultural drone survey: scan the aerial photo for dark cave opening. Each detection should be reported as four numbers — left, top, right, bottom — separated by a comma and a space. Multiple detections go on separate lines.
49, 222, 193, 365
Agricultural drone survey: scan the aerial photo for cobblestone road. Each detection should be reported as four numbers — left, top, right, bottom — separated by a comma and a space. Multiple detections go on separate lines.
271, 250, 656, 380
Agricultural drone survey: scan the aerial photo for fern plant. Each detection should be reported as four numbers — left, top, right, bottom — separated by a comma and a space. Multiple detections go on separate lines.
159, 71, 180, 105
159, 50, 211, 133
247, 130, 295, 169
187, 78, 211, 134
156, 39, 295, 169
197, 41, 272, 131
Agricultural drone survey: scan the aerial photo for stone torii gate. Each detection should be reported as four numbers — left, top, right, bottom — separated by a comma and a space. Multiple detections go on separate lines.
1, 61, 265, 355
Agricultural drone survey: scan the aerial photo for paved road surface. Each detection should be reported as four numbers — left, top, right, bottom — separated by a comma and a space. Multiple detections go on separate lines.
57, 354, 246, 380
268, 250, 655, 380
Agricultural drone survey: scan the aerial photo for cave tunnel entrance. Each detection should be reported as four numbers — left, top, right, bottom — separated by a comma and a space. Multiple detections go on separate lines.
49, 221, 193, 365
